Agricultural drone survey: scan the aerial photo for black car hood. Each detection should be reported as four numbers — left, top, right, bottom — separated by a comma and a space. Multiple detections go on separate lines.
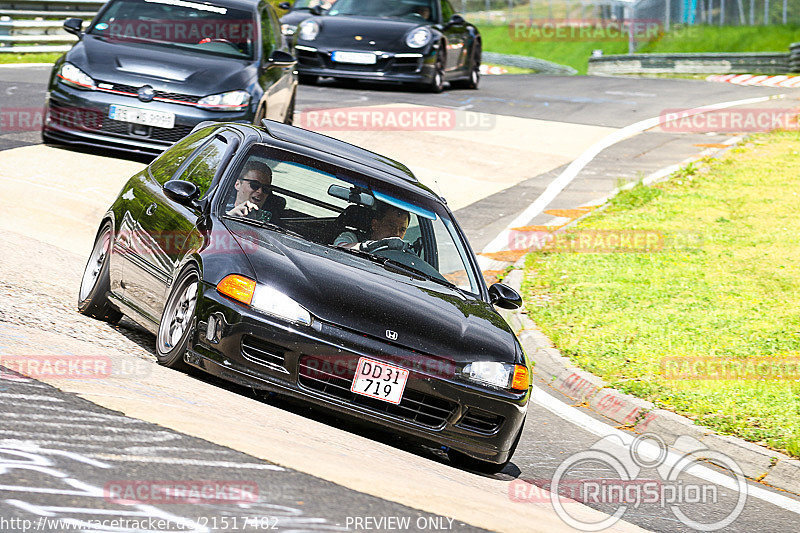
281, 10, 314, 27
67, 34, 255, 95
227, 224, 519, 364
304, 16, 426, 50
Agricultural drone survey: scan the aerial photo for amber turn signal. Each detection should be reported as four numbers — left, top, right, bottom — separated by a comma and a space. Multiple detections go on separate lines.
216, 274, 256, 306
511, 364, 530, 391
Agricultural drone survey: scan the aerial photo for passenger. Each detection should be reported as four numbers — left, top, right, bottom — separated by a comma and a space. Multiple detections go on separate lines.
335, 202, 410, 251
226, 161, 285, 223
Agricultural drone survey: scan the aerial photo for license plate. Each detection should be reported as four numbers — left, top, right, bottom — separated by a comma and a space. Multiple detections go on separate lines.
331, 51, 377, 65
351, 357, 409, 405
109, 105, 175, 129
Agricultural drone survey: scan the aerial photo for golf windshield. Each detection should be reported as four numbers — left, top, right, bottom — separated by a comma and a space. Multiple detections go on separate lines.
89, 0, 256, 59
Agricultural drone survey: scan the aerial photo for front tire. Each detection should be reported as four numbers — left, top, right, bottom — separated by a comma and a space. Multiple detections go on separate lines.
421, 49, 445, 93
155, 267, 199, 369
78, 222, 122, 323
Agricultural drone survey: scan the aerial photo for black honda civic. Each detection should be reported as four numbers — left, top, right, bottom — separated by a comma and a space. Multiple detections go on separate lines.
291, 0, 481, 92
43, 0, 297, 154
78, 120, 529, 472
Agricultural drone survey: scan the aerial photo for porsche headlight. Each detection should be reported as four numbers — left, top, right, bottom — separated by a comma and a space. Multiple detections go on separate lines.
462, 362, 530, 391
251, 284, 312, 326
281, 23, 297, 36
197, 90, 250, 111
58, 62, 96, 90
298, 20, 320, 41
405, 26, 432, 48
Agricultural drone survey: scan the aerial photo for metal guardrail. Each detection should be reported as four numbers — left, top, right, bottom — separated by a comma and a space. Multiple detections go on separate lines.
588, 52, 792, 76
790, 42, 800, 73
0, 0, 103, 52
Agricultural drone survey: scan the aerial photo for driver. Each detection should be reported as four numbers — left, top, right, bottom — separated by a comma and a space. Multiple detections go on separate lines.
335, 202, 409, 252
226, 161, 285, 223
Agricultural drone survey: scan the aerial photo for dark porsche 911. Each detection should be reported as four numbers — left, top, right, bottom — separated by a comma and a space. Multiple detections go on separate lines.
78, 120, 528, 472
292, 0, 481, 92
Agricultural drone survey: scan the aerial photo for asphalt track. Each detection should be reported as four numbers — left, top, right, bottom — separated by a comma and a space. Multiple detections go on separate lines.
1, 66, 799, 532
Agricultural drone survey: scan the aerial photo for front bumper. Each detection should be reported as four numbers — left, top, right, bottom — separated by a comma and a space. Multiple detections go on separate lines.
295, 45, 435, 83
43, 82, 253, 154
190, 287, 529, 464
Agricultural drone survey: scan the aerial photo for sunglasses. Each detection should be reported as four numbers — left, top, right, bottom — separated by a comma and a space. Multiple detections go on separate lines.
241, 179, 270, 192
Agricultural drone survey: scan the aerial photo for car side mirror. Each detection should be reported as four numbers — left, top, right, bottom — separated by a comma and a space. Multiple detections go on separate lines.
164, 180, 200, 207
446, 14, 465, 27
488, 283, 522, 309
265, 50, 297, 70
309, 5, 323, 15
278, 1, 292, 9
63, 18, 84, 38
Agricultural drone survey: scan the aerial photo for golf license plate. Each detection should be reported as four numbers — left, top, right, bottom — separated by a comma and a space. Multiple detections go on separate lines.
109, 105, 175, 129
331, 51, 377, 65
351, 357, 409, 405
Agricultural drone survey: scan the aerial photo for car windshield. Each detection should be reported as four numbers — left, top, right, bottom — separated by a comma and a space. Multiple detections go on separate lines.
327, 0, 434, 21
220, 144, 481, 295
292, 0, 334, 10
89, 0, 256, 59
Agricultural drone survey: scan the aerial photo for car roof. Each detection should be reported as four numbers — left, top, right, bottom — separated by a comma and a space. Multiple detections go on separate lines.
249, 121, 445, 202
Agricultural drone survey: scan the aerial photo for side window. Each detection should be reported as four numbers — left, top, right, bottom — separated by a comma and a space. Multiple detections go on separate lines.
175, 136, 228, 199
149, 127, 216, 185
440, 0, 454, 21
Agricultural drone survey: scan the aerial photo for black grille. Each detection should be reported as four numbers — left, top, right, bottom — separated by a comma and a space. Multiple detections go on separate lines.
99, 118, 192, 144
298, 355, 456, 428
458, 408, 504, 434
241, 335, 286, 370
48, 102, 104, 130
97, 81, 202, 104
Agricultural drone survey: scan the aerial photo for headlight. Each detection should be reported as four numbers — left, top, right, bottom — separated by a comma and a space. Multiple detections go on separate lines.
462, 362, 530, 391
251, 284, 312, 326
217, 275, 312, 326
197, 90, 250, 111
405, 26, 432, 48
281, 23, 297, 36
58, 62, 95, 90
298, 20, 320, 41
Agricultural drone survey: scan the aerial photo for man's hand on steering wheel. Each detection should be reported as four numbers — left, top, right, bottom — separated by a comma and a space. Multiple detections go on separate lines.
359, 237, 412, 254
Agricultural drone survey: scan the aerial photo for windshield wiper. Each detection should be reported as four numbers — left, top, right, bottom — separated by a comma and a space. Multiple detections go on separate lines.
222, 215, 305, 239
382, 259, 461, 291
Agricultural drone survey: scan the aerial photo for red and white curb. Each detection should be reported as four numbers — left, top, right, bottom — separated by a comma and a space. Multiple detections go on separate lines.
479, 65, 508, 75
707, 74, 800, 88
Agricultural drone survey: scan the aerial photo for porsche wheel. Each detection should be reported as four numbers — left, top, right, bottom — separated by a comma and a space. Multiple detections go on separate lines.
78, 222, 123, 323
156, 267, 199, 369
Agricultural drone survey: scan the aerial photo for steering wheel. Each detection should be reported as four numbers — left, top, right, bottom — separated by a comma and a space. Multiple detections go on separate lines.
360, 237, 413, 254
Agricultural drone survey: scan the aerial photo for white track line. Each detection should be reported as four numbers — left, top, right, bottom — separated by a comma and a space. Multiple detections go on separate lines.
532, 387, 800, 513
480, 94, 783, 258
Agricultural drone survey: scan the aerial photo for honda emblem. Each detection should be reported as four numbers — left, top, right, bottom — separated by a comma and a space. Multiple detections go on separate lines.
385, 330, 398, 341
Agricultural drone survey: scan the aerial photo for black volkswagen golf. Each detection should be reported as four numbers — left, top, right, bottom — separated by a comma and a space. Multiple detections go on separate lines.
78, 120, 529, 472
43, 0, 297, 154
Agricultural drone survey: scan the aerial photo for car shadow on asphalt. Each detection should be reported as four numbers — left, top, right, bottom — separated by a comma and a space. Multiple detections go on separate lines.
42, 140, 157, 165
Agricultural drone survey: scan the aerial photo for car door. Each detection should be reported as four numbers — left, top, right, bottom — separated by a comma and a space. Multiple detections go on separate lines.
439, 0, 468, 72
124, 129, 236, 324
258, 3, 293, 121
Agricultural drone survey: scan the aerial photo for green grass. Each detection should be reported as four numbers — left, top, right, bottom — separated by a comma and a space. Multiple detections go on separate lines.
522, 131, 800, 457
481, 24, 800, 74
0, 53, 63, 64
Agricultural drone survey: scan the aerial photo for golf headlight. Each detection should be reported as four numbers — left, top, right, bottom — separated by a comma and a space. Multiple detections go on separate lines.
298, 20, 320, 41
462, 362, 530, 391
405, 26, 432, 48
281, 23, 297, 36
197, 90, 250, 110
251, 285, 312, 326
58, 62, 95, 90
